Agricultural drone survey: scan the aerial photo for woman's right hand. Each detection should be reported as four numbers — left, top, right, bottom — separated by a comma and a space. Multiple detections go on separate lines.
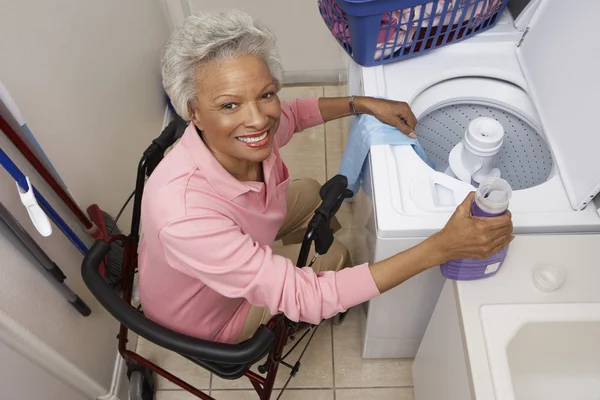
434, 192, 514, 261
368, 191, 515, 294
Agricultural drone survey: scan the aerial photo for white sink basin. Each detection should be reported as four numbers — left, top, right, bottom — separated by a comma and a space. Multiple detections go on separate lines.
480, 303, 600, 400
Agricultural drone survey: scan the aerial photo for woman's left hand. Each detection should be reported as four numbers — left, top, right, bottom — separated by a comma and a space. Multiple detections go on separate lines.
356, 97, 418, 138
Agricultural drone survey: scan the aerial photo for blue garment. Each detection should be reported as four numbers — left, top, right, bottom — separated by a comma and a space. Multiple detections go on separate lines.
338, 114, 434, 195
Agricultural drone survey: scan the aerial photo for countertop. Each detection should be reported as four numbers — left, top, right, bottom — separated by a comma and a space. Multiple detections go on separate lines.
454, 234, 600, 399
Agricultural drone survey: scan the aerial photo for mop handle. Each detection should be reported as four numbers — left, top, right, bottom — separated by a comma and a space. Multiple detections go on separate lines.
0, 200, 91, 316
0, 147, 88, 254
0, 82, 68, 189
0, 113, 95, 231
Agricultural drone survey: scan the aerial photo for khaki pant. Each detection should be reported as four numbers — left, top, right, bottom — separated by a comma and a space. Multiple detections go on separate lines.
235, 178, 350, 343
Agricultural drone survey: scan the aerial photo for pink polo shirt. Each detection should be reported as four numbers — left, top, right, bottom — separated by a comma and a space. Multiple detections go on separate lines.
138, 98, 380, 344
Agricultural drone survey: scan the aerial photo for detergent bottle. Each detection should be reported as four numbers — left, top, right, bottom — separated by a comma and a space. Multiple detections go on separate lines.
440, 177, 512, 280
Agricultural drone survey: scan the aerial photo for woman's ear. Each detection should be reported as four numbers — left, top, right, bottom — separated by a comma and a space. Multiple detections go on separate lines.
189, 107, 203, 131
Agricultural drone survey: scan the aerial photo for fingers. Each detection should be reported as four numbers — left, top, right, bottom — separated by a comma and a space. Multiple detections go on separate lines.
391, 118, 416, 138
489, 232, 512, 248
483, 218, 513, 234
473, 210, 513, 230
487, 236, 514, 256
456, 192, 476, 216
373, 100, 418, 137
402, 106, 418, 130
477, 216, 513, 231
482, 232, 515, 256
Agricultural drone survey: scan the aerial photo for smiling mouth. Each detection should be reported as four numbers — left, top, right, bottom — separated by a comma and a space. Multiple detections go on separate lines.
236, 131, 269, 143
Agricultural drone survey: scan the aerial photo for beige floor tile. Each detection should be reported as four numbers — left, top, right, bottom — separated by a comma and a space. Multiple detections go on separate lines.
278, 86, 324, 102
334, 228, 353, 256
333, 309, 414, 388
212, 323, 334, 390
273, 323, 333, 389
351, 190, 373, 233
136, 337, 211, 390
335, 228, 369, 267
341, 112, 353, 148
336, 388, 415, 400
279, 125, 326, 184
210, 389, 334, 400
323, 85, 351, 181
278, 85, 357, 184
156, 390, 210, 400
334, 202, 368, 265
323, 85, 346, 99
210, 371, 255, 390
335, 202, 355, 231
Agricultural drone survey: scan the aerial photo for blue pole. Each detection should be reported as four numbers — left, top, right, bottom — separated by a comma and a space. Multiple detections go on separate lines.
0, 147, 88, 255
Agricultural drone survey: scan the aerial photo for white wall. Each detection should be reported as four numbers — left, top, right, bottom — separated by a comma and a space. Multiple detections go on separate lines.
165, 0, 348, 84
0, 0, 171, 220
0, 340, 88, 400
0, 0, 170, 397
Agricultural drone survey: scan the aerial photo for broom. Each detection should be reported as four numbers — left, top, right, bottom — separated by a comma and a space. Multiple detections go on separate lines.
0, 85, 123, 283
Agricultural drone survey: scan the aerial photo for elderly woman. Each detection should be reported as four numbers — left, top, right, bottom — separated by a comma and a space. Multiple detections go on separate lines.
138, 11, 513, 344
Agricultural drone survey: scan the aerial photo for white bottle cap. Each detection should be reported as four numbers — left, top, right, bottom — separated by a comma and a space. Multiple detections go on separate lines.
532, 264, 566, 292
475, 177, 512, 215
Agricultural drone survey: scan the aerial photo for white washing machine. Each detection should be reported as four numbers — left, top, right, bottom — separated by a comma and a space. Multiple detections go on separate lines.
348, 0, 600, 358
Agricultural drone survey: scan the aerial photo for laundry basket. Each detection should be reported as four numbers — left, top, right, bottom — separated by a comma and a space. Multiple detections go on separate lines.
319, 0, 509, 66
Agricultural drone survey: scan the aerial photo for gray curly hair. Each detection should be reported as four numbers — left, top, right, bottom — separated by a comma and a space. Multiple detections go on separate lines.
161, 10, 284, 121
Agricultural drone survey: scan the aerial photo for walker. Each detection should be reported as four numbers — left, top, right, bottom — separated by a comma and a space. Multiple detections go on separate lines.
81, 115, 353, 400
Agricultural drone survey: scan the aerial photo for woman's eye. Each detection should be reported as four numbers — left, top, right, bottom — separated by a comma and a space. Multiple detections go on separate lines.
261, 92, 275, 100
221, 103, 237, 110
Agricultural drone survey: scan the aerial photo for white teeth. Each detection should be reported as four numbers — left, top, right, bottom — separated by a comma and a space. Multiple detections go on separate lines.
237, 131, 268, 143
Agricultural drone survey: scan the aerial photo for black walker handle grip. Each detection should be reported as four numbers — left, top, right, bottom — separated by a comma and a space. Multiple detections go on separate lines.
297, 175, 353, 266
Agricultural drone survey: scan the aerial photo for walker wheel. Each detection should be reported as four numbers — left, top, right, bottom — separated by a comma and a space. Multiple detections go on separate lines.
129, 366, 155, 400
332, 311, 347, 326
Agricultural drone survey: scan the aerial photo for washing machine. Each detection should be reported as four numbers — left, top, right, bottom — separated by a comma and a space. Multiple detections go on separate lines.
348, 0, 600, 358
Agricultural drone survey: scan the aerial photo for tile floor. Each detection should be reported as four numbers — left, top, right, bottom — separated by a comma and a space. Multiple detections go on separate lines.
137, 86, 415, 399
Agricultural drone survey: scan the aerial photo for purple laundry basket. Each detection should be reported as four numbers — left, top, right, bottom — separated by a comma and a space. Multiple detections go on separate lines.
440, 177, 512, 281
318, 0, 509, 67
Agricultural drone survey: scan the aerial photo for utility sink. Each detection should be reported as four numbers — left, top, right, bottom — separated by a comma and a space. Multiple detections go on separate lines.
480, 303, 600, 400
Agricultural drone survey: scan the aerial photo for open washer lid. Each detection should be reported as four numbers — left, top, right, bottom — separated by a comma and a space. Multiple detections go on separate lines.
516, 1, 600, 210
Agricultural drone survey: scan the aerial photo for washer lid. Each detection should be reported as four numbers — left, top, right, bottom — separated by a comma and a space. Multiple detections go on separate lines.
517, 1, 600, 210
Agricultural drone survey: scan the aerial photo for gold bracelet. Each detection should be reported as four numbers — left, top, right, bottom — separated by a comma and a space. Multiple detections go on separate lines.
349, 95, 358, 116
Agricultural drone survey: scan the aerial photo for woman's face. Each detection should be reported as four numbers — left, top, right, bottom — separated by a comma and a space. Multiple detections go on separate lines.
190, 54, 281, 170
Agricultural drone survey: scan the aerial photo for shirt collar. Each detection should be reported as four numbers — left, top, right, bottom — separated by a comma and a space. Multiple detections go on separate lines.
181, 122, 277, 201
